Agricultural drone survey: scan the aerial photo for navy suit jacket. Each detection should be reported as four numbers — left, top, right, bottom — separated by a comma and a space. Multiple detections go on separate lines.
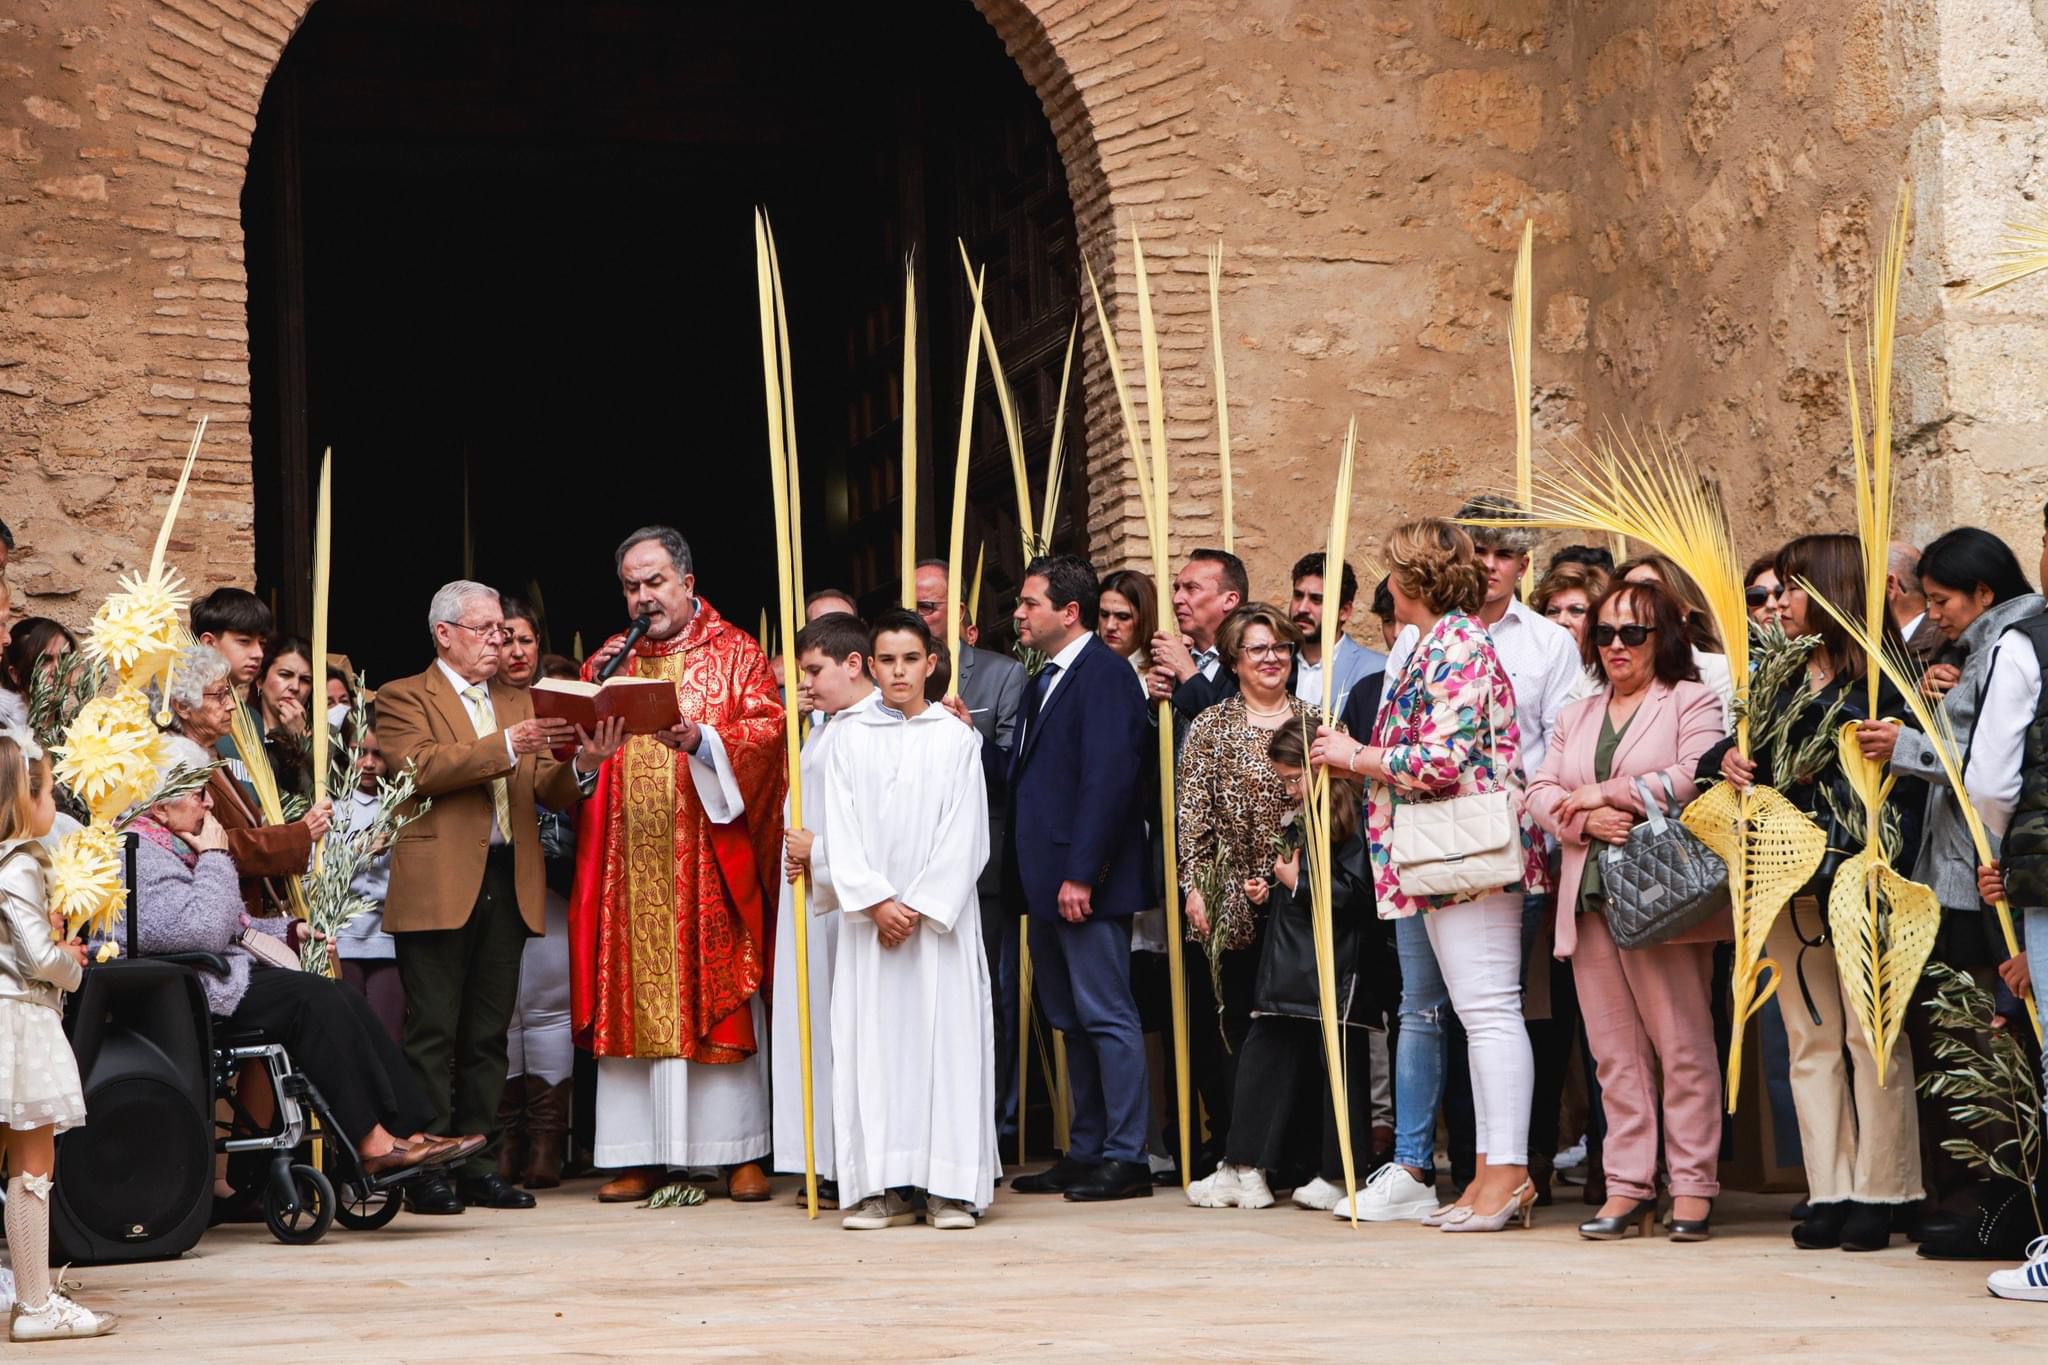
1004, 634, 1151, 921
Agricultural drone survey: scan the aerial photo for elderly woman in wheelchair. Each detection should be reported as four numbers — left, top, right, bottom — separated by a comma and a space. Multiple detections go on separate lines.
126, 737, 482, 1225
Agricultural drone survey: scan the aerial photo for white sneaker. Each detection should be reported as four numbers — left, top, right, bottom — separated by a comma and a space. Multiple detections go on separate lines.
10, 1292, 117, 1342
926, 1196, 976, 1230
1335, 1161, 1439, 1222
1186, 1164, 1242, 1208
1553, 1138, 1587, 1171
1988, 1235, 2048, 1302
1291, 1176, 1345, 1211
840, 1191, 916, 1231
1232, 1167, 1275, 1209
0, 1267, 13, 1313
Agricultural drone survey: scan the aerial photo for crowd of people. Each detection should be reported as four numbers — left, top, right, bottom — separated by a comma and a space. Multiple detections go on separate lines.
1, 498, 2047, 1340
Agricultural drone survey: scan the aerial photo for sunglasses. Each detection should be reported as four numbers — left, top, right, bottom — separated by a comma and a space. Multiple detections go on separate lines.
1593, 624, 1656, 647
1744, 584, 1783, 608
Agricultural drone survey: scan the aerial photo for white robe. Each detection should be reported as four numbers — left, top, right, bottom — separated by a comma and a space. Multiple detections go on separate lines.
592, 723, 772, 1170
821, 700, 996, 1208
770, 690, 879, 1178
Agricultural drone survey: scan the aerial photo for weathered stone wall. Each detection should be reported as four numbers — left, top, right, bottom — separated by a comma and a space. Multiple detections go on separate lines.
989, 0, 1575, 596
1561, 0, 1921, 560
2, 0, 2041, 632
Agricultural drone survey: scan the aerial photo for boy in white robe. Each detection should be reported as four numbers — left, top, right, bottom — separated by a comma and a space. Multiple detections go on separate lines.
771, 613, 879, 1203
821, 610, 995, 1230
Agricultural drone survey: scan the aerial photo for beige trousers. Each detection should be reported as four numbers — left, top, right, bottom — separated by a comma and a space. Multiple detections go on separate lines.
1765, 899, 1922, 1205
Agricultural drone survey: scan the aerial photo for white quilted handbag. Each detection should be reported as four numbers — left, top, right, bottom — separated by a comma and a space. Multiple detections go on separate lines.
1385, 653, 1522, 899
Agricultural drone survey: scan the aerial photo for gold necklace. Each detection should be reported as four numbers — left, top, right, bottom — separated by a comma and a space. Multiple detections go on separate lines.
1243, 699, 1293, 721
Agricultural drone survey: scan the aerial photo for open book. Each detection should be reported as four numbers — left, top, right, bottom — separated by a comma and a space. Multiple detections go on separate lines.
531, 675, 680, 735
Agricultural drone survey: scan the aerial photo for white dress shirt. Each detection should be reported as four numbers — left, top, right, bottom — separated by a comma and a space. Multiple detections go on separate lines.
1036, 631, 1094, 709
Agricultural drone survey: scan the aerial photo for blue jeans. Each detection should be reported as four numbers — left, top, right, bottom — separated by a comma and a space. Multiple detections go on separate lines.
1394, 913, 1451, 1172
2030, 908, 2048, 1126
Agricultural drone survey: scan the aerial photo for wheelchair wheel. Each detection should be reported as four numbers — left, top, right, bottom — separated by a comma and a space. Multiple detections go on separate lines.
333, 1174, 403, 1232
264, 1163, 335, 1246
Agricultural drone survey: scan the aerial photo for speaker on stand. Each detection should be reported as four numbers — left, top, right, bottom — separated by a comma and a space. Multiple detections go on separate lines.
44, 832, 215, 1265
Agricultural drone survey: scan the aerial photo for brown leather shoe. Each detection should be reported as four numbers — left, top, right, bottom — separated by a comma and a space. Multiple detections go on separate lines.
726, 1162, 773, 1202
597, 1165, 668, 1203
423, 1133, 489, 1168
361, 1141, 439, 1179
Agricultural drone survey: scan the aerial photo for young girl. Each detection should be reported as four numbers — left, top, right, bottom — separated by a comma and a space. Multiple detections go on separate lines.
1187, 724, 1383, 1212
0, 731, 114, 1340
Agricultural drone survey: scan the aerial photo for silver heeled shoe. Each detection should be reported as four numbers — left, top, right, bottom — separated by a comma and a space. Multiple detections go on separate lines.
1442, 1179, 1535, 1233
1420, 1200, 1472, 1228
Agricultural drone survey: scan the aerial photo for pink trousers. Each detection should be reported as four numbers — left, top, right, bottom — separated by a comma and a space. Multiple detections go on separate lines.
1569, 912, 1722, 1201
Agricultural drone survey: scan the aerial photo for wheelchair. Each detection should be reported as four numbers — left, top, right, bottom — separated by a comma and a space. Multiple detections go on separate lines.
167, 953, 420, 1246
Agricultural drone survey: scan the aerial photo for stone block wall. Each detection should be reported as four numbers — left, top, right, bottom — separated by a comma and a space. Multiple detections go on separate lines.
2, 0, 2042, 632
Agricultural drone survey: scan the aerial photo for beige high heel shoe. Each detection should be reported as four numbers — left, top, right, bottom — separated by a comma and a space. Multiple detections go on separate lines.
1442, 1179, 1535, 1233
1420, 1200, 1472, 1228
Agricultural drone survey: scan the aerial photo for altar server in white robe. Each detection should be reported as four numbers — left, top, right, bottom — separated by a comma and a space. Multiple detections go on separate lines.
821, 609, 996, 1231
771, 613, 879, 1195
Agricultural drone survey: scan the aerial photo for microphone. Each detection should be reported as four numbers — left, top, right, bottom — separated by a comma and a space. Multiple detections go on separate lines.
596, 615, 651, 681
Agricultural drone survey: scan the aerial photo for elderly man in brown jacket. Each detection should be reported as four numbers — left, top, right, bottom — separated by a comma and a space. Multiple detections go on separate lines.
378, 580, 622, 1214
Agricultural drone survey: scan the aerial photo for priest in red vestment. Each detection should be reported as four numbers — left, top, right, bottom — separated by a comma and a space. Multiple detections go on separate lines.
569, 526, 787, 1203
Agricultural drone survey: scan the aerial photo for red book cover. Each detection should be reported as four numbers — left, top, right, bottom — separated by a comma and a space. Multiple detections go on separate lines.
530, 676, 680, 735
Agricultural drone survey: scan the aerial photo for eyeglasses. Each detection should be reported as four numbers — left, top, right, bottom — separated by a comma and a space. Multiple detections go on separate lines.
1543, 603, 1589, 620
445, 621, 510, 644
1744, 584, 1784, 608
914, 600, 945, 616
1593, 624, 1656, 647
202, 686, 236, 706
1240, 642, 1295, 662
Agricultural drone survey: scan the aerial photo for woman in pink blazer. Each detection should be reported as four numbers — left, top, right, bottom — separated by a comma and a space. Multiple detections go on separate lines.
1526, 579, 1728, 1243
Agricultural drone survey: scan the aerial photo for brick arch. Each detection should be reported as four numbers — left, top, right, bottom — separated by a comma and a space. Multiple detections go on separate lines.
970, 0, 1212, 564
0, 0, 1215, 618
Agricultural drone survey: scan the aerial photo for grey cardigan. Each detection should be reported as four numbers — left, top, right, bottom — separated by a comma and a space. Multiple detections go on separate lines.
1892, 592, 2046, 908
129, 837, 291, 1017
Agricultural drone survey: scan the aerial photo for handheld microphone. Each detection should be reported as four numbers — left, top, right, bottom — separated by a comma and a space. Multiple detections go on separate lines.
596, 614, 652, 681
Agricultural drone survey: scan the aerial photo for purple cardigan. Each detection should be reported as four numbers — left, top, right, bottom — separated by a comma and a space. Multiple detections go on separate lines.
129, 838, 292, 1016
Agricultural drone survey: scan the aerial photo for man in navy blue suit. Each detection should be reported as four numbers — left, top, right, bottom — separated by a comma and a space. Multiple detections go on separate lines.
1002, 554, 1154, 1202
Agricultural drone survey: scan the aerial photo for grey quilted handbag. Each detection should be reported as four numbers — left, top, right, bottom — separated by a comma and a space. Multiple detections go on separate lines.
1599, 774, 1728, 950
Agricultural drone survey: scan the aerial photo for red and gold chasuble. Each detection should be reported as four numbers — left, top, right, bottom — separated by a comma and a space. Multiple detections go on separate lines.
569, 597, 786, 1062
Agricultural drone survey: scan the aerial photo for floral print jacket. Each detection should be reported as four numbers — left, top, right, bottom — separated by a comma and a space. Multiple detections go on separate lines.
1365, 611, 1547, 918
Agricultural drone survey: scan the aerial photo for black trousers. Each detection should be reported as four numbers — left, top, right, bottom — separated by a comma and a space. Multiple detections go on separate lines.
397, 848, 528, 1179
1225, 1015, 1373, 1182
234, 964, 433, 1145
1185, 937, 1261, 1164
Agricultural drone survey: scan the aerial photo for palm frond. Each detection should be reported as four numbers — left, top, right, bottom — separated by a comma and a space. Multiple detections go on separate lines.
1510, 221, 1534, 594
900, 251, 919, 610
1972, 213, 2048, 296
1207, 243, 1234, 553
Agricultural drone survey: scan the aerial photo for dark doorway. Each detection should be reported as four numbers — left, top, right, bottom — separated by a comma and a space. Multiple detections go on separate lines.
245, 0, 1086, 686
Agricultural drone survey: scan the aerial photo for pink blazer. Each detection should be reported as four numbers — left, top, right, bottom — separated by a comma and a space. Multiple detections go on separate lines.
1526, 679, 1728, 957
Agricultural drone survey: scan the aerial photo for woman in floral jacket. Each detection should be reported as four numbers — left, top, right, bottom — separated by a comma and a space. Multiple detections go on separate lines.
1323, 517, 1546, 1234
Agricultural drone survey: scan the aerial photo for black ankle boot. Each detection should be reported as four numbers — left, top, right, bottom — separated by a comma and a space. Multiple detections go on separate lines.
1792, 1200, 1850, 1249
1839, 1201, 1892, 1252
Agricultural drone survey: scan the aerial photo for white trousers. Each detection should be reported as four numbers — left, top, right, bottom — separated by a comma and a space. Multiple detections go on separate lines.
505, 894, 573, 1086
1421, 891, 1533, 1166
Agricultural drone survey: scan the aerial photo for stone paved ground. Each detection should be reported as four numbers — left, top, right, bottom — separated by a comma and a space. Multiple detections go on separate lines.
44, 1174, 2048, 1361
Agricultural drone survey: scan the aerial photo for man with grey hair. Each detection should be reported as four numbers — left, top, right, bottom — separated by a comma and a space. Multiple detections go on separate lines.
1887, 540, 1941, 662
377, 579, 623, 1214
574, 527, 789, 1206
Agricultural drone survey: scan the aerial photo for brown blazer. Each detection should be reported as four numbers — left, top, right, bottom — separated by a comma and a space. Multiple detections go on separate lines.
209, 766, 313, 919
377, 662, 584, 935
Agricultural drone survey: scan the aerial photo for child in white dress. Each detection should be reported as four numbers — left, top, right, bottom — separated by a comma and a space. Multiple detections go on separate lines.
0, 730, 114, 1341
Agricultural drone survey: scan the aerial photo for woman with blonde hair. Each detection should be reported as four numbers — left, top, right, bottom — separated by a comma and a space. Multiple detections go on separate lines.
1312, 518, 1547, 1231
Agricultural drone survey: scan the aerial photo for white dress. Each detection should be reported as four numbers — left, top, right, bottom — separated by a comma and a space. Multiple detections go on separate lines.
821, 701, 996, 1208
0, 841, 87, 1133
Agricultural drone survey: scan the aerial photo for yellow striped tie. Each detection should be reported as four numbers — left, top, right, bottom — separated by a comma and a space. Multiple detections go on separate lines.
461, 684, 512, 841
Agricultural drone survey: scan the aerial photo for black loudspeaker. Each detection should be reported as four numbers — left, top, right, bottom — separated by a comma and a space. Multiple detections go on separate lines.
51, 959, 215, 1265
